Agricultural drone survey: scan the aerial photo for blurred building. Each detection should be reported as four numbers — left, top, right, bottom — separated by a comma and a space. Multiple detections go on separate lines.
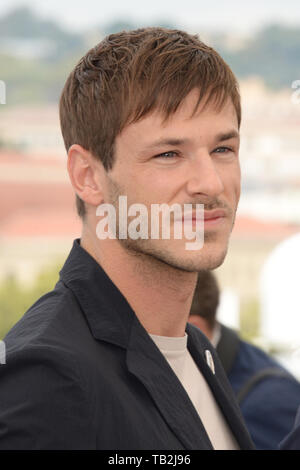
259, 233, 300, 378
0, 105, 65, 158
0, 150, 80, 285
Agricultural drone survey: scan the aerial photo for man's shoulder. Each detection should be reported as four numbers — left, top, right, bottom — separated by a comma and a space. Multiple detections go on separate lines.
3, 280, 88, 361
0, 280, 95, 449
2, 278, 125, 384
0, 280, 97, 410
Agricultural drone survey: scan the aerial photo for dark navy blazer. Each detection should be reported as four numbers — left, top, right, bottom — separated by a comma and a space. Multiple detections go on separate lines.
280, 407, 300, 449
0, 240, 254, 450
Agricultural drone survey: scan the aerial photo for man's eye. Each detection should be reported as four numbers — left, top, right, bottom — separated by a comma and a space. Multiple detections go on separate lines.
213, 146, 233, 154
154, 151, 178, 159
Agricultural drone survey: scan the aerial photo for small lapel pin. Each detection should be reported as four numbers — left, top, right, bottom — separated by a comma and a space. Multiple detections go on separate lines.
205, 349, 215, 374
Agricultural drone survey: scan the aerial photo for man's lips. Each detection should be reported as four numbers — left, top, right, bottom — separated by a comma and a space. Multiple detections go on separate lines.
176, 209, 227, 222
203, 209, 227, 221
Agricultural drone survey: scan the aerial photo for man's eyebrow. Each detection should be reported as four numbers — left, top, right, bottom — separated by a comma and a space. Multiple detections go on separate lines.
142, 138, 189, 150
142, 131, 240, 151
215, 130, 240, 142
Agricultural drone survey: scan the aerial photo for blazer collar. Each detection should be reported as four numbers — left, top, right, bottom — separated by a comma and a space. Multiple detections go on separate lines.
59, 239, 135, 349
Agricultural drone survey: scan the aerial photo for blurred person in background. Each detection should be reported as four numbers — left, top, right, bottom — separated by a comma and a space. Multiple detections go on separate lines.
280, 409, 300, 449
0, 27, 254, 450
189, 270, 300, 450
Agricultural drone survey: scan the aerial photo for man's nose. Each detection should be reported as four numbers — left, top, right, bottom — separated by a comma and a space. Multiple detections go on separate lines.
185, 152, 224, 199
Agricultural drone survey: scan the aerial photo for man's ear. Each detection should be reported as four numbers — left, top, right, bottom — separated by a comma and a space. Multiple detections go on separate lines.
67, 144, 105, 209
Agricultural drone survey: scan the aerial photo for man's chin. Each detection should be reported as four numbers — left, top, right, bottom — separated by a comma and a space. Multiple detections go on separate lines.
118, 237, 228, 273
161, 249, 228, 273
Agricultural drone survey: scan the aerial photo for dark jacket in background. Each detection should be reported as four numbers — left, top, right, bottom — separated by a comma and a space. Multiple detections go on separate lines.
217, 325, 300, 450
280, 408, 300, 450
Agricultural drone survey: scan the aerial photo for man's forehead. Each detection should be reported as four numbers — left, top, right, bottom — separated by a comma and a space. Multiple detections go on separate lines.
128, 90, 237, 128
118, 97, 239, 148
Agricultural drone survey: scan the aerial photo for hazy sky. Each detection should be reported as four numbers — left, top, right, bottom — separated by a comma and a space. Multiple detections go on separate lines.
1, 0, 300, 34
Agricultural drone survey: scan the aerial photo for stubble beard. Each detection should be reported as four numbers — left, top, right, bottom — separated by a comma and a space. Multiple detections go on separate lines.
106, 177, 235, 273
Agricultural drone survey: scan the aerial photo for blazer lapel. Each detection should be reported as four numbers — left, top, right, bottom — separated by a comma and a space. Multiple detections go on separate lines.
126, 316, 213, 450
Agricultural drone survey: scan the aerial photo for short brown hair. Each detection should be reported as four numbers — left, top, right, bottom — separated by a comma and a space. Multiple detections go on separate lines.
59, 27, 241, 218
190, 271, 220, 329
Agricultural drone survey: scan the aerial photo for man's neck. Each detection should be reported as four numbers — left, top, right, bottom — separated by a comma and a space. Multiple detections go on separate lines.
80, 230, 197, 337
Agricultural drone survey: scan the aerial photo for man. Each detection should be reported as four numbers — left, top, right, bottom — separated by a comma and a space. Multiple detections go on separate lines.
189, 270, 300, 450
0, 28, 254, 449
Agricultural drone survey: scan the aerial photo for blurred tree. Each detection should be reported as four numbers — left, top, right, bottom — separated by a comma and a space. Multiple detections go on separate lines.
0, 6, 85, 61
0, 6, 299, 102
240, 298, 260, 342
102, 18, 176, 35
220, 24, 300, 89
102, 19, 137, 35
0, 262, 63, 340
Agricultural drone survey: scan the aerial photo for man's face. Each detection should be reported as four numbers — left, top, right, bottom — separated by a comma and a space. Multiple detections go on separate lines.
102, 88, 241, 272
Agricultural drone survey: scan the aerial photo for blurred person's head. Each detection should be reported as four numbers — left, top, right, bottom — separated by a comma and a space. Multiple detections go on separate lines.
60, 27, 241, 272
189, 270, 220, 339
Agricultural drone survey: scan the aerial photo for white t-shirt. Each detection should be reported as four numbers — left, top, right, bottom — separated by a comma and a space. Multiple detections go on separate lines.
149, 332, 239, 450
